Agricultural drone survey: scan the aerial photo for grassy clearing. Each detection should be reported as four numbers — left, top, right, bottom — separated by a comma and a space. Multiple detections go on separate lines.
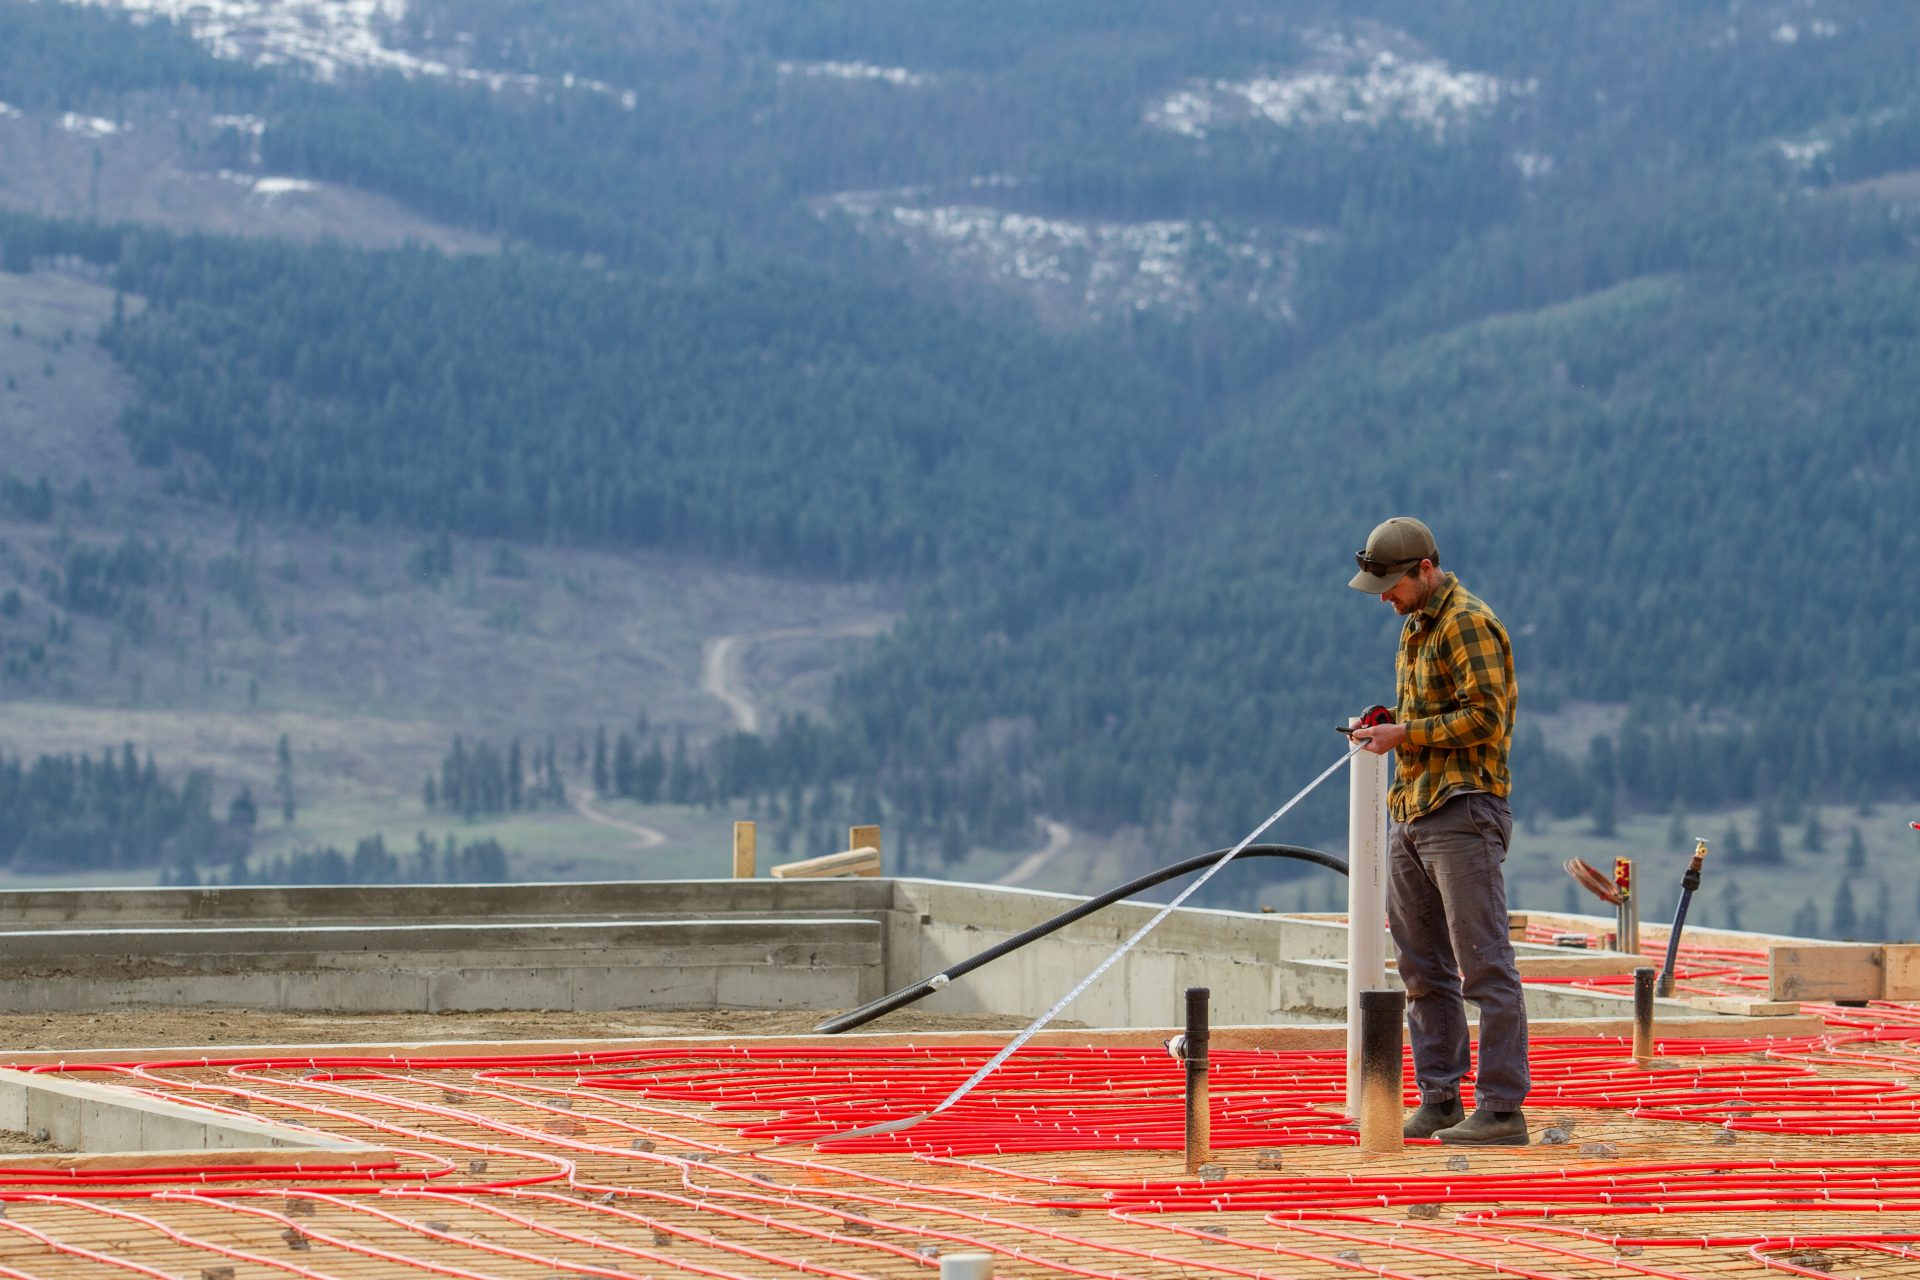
0, 103, 494, 256
0, 269, 138, 494
247, 798, 739, 883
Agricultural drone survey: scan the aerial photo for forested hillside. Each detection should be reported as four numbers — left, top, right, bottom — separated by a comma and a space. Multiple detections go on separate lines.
60, 224, 1177, 577
2, 0, 1918, 920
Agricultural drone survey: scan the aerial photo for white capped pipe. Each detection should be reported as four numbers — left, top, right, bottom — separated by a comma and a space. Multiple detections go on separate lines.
1346, 723, 1390, 1119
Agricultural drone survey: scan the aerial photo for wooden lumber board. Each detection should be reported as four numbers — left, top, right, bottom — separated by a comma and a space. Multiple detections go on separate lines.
1769, 943, 1884, 1002
769, 846, 881, 879
1686, 995, 1802, 1017
1884, 944, 1920, 1001
1515, 952, 1653, 979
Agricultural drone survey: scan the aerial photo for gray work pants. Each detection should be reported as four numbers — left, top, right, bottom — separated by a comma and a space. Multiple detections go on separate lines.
1387, 792, 1530, 1111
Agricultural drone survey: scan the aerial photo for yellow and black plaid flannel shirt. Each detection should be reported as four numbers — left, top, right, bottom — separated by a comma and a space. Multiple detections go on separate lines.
1390, 572, 1515, 823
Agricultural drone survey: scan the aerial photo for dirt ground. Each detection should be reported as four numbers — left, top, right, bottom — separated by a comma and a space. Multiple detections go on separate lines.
0, 1131, 70, 1155
0, 1006, 1053, 1054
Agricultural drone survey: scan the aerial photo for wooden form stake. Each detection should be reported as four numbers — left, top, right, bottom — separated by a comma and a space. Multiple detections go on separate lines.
732, 822, 756, 879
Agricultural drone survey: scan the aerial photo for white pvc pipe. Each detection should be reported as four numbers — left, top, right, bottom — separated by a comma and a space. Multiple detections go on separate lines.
1345, 724, 1390, 1118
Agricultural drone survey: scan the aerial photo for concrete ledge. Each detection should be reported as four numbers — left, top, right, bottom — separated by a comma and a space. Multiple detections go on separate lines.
0, 879, 896, 929
0, 1069, 379, 1153
0, 917, 882, 1014
0, 917, 877, 963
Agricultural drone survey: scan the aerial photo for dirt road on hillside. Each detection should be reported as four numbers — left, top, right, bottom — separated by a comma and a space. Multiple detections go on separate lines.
997, 818, 1075, 887
569, 787, 667, 849
700, 620, 890, 733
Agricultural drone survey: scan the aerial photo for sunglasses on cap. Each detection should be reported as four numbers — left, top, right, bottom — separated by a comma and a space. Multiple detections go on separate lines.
1354, 551, 1422, 577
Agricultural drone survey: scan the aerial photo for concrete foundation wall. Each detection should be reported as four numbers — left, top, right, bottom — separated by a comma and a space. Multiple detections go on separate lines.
888, 879, 1327, 1027
0, 877, 1723, 1024
0, 890, 884, 1013
0, 879, 893, 929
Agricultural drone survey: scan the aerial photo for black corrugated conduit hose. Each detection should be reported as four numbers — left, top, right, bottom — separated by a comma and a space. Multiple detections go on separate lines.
814, 843, 1346, 1034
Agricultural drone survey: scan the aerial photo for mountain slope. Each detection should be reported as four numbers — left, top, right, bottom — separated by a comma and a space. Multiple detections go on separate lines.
1, 0, 1917, 925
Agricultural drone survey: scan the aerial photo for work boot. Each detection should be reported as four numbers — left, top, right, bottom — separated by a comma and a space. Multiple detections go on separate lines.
1402, 1095, 1465, 1140
1435, 1108, 1530, 1146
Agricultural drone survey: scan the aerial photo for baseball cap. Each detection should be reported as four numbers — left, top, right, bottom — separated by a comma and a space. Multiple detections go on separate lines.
1348, 517, 1437, 592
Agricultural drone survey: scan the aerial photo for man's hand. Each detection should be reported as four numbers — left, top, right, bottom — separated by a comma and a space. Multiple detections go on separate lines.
1349, 722, 1407, 755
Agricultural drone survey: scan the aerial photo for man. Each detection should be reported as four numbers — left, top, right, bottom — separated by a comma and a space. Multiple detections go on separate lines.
1347, 516, 1528, 1146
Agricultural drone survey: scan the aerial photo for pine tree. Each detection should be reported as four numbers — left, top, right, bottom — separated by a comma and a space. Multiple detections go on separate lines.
275, 733, 295, 824
612, 732, 637, 798
1831, 879, 1857, 940
1801, 803, 1825, 854
1590, 783, 1617, 839
1862, 879, 1889, 944
1750, 799, 1783, 863
227, 786, 257, 830
666, 732, 694, 804
1846, 826, 1867, 871
1720, 820, 1747, 863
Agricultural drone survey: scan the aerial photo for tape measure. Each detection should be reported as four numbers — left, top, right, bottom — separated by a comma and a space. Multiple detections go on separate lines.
1336, 704, 1395, 736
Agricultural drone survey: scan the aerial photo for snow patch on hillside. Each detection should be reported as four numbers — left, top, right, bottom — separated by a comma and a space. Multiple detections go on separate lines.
250, 177, 317, 199
60, 112, 122, 137
1513, 151, 1554, 181
67, 0, 636, 104
1772, 20, 1840, 44
1148, 27, 1524, 139
827, 190, 1305, 324
1777, 137, 1833, 170
777, 60, 931, 89
211, 114, 266, 136
79, 0, 421, 81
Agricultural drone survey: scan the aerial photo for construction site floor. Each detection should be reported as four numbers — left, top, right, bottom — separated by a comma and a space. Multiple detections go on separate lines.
4, 942, 1919, 1277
